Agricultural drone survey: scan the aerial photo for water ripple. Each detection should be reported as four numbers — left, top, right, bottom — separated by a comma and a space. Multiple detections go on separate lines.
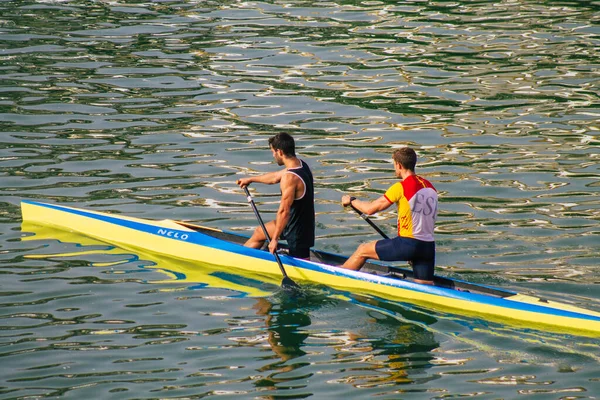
2, 0, 600, 398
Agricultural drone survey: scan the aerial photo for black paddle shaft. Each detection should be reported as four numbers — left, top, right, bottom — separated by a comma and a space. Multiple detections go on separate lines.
349, 202, 390, 240
243, 186, 300, 289
349, 199, 413, 267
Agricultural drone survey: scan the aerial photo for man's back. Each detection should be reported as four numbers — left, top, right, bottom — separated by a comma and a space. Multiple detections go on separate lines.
283, 159, 315, 250
385, 175, 437, 241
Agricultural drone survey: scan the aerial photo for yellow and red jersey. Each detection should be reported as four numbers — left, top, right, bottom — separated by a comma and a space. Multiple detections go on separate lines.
383, 175, 437, 242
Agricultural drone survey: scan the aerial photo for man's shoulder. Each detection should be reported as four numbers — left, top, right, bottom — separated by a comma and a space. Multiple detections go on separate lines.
417, 175, 436, 191
387, 181, 403, 190
385, 181, 404, 198
282, 169, 305, 187
282, 170, 300, 181
403, 175, 435, 189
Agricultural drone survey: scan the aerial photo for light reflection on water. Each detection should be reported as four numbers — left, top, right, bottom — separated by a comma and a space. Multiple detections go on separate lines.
1, 0, 599, 398
6, 232, 600, 398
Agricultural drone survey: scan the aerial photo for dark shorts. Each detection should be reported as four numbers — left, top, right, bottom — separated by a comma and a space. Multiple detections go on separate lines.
288, 246, 310, 259
375, 237, 435, 281
280, 231, 312, 259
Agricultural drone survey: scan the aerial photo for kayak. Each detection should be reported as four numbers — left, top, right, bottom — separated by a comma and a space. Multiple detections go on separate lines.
20, 200, 600, 336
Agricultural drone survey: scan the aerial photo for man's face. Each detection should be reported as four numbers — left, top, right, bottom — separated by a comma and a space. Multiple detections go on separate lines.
271, 146, 284, 166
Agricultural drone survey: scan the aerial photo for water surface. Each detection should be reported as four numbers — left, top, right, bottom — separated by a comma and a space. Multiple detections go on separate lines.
1, 0, 599, 398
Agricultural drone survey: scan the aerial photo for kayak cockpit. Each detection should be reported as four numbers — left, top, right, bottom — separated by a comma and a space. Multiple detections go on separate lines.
173, 220, 514, 299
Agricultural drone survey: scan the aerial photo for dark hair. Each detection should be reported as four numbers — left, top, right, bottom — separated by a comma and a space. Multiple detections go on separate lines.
392, 147, 417, 171
268, 133, 296, 157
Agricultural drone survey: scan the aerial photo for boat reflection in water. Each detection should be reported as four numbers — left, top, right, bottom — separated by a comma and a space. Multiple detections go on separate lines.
251, 296, 440, 389
22, 222, 599, 388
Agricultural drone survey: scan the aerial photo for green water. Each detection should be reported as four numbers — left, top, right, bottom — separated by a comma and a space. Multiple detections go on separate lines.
1, 0, 599, 398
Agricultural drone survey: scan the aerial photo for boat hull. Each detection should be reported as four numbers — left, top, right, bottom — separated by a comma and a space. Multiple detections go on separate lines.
20, 200, 600, 336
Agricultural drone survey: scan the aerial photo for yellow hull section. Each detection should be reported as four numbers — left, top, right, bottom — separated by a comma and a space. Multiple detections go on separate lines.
20, 201, 600, 337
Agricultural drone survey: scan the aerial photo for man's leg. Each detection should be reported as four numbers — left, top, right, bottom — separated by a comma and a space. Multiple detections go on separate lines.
412, 241, 435, 285
412, 260, 434, 285
244, 220, 276, 249
413, 277, 434, 285
288, 246, 311, 260
341, 240, 379, 271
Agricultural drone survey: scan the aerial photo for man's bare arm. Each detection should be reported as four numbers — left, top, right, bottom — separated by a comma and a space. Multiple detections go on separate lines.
237, 169, 286, 188
268, 173, 298, 253
342, 195, 391, 215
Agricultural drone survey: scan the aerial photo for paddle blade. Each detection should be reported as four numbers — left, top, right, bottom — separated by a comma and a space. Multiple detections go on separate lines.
281, 276, 301, 292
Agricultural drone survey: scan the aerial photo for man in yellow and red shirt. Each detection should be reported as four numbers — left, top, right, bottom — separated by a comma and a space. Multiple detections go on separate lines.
341, 147, 438, 284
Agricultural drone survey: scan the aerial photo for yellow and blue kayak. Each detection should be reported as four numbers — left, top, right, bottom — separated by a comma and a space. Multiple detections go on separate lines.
20, 200, 600, 336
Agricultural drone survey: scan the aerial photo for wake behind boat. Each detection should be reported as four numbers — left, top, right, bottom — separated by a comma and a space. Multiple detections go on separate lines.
20, 200, 600, 336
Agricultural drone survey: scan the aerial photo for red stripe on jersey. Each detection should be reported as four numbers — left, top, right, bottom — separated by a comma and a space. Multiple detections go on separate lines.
401, 175, 435, 201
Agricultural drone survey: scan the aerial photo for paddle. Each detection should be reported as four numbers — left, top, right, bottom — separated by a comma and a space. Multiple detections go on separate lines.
242, 186, 301, 291
347, 197, 390, 239
347, 197, 413, 268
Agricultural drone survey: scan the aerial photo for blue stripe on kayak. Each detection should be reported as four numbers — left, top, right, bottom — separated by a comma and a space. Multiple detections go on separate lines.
22, 200, 289, 264
316, 247, 519, 297
23, 200, 600, 323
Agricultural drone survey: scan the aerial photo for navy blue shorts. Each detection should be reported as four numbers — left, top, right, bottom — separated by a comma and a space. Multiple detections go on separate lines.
375, 237, 435, 281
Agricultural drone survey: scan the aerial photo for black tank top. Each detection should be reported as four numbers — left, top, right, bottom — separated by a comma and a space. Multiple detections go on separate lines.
283, 160, 315, 250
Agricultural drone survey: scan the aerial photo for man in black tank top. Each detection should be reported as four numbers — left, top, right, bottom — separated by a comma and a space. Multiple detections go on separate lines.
236, 133, 315, 259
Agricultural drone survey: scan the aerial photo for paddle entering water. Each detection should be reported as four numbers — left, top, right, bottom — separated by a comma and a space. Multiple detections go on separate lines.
243, 186, 301, 291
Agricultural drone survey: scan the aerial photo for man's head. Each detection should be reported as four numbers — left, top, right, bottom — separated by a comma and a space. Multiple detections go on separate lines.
392, 147, 417, 172
269, 133, 296, 165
